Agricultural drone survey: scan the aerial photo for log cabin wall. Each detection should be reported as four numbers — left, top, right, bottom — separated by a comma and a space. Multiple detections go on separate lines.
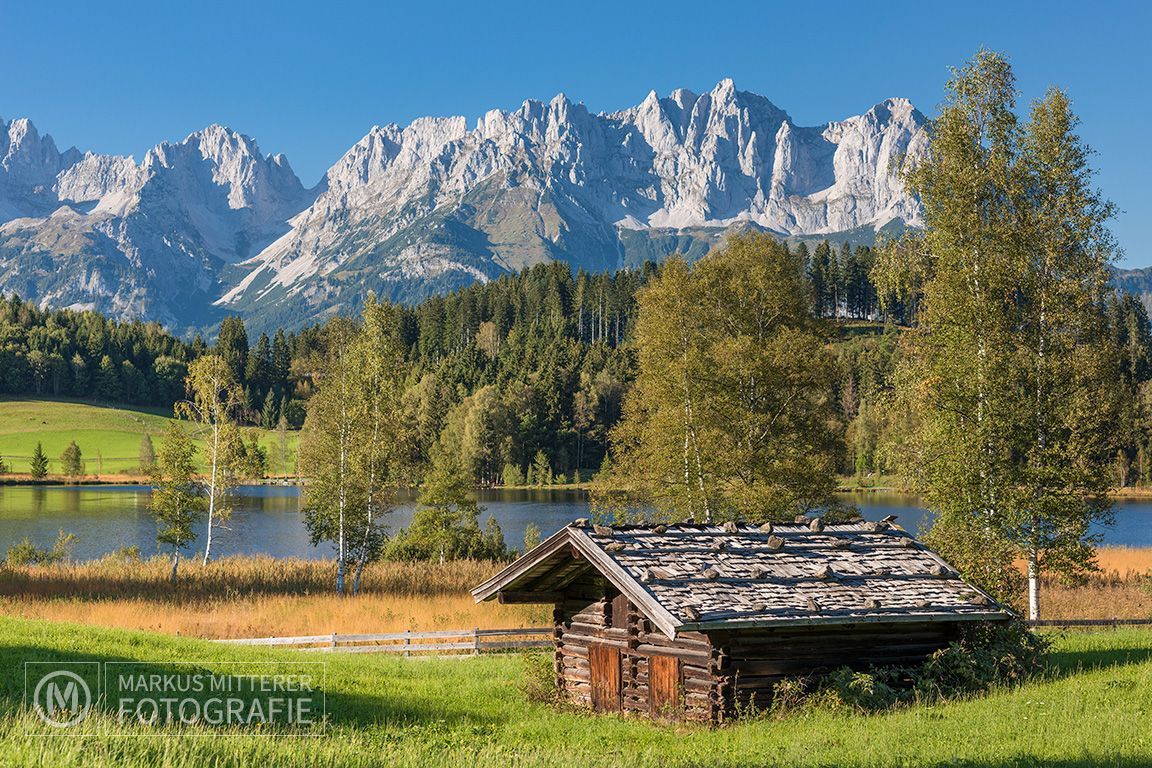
553, 576, 720, 722
556, 583, 962, 723
709, 620, 962, 717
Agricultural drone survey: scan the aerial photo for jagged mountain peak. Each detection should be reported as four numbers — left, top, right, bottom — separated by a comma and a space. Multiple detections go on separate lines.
1, 83, 929, 332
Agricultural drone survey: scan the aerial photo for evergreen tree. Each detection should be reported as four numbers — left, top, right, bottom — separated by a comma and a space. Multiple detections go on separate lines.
215, 316, 250, 385
95, 355, 122, 402
530, 450, 552, 486
30, 442, 48, 479
138, 434, 157, 474
246, 331, 274, 404
809, 241, 830, 317
261, 390, 279, 429
272, 328, 292, 396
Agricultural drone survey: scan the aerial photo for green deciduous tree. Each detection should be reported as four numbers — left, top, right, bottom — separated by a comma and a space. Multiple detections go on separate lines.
876, 50, 1122, 619
60, 441, 83, 478
387, 457, 507, 562
301, 297, 408, 594
149, 422, 205, 585
177, 354, 245, 565
598, 234, 842, 523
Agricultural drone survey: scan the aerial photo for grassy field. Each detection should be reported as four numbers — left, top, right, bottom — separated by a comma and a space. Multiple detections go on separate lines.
0, 617, 1150, 766
0, 399, 298, 478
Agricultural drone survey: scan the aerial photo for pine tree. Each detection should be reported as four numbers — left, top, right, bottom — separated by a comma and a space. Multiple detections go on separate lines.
809, 241, 831, 317
531, 450, 552, 486
246, 332, 274, 404
30, 442, 49, 479
215, 316, 250, 385
272, 329, 292, 397
95, 355, 122, 402
261, 390, 279, 429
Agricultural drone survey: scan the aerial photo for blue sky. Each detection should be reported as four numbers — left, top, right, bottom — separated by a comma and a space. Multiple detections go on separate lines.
3, 1, 1149, 264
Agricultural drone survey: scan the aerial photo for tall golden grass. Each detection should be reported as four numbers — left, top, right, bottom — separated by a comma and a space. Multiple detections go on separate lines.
0, 555, 549, 638
1022, 546, 1152, 620
2, 548, 1150, 638
0, 554, 498, 601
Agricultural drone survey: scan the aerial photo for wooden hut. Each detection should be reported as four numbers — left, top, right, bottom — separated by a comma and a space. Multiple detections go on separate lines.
472, 518, 1008, 722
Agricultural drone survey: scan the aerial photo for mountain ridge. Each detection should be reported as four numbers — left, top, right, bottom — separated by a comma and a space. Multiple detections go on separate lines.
0, 81, 929, 332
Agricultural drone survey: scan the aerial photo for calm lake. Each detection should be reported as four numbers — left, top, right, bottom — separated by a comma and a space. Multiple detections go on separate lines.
1, 485, 1150, 562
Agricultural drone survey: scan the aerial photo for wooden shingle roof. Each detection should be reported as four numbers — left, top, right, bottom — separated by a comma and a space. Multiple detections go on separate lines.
472, 518, 1009, 639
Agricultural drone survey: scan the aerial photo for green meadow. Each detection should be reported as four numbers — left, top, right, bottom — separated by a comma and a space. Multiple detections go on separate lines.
2, 617, 1150, 767
0, 399, 298, 477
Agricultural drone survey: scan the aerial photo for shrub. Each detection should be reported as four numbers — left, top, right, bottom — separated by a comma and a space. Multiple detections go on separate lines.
518, 651, 558, 704
914, 619, 1049, 700
4, 539, 43, 566
770, 619, 1048, 715
4, 530, 78, 566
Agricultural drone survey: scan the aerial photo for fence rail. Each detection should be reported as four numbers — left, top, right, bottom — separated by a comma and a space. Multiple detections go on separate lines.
215, 627, 552, 655
216, 619, 1151, 654
1027, 618, 1152, 627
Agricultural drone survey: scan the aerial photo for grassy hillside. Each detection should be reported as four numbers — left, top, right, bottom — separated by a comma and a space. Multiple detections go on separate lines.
1, 617, 1150, 766
0, 399, 298, 477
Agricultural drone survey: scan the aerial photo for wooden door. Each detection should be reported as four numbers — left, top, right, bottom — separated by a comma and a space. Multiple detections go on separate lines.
589, 644, 621, 712
649, 654, 681, 717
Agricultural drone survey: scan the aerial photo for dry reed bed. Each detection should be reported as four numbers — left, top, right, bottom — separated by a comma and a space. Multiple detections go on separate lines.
1, 548, 1151, 638
0, 555, 499, 600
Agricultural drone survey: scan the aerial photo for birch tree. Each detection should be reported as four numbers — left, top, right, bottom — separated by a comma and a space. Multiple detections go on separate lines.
149, 421, 205, 585
301, 300, 410, 595
300, 318, 361, 595
597, 236, 841, 523
177, 354, 244, 565
348, 296, 407, 594
877, 50, 1122, 618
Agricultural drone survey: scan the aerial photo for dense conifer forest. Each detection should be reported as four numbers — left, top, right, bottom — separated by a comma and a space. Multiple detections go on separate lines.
2, 239, 1150, 486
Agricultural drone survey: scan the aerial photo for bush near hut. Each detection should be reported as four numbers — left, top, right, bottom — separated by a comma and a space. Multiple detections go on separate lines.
768, 619, 1049, 715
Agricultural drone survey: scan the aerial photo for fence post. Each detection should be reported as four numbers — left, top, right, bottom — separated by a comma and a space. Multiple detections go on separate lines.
331, 632, 337, 650
404, 629, 411, 658
473, 627, 480, 656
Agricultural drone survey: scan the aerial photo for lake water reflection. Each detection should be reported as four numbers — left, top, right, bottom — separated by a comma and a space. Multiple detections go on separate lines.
0, 484, 1147, 562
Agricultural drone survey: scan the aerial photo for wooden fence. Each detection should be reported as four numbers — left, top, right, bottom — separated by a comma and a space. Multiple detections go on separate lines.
1027, 618, 1152, 628
215, 627, 552, 655
215, 619, 1152, 655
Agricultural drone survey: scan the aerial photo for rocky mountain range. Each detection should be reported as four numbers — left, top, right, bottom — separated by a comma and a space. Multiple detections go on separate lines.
2, 81, 933, 333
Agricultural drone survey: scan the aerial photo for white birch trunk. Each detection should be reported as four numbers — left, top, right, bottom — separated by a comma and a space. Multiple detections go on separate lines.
203, 402, 220, 566
1027, 550, 1040, 621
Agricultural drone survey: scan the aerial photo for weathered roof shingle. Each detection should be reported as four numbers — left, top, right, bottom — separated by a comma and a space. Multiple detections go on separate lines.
472, 519, 1009, 639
